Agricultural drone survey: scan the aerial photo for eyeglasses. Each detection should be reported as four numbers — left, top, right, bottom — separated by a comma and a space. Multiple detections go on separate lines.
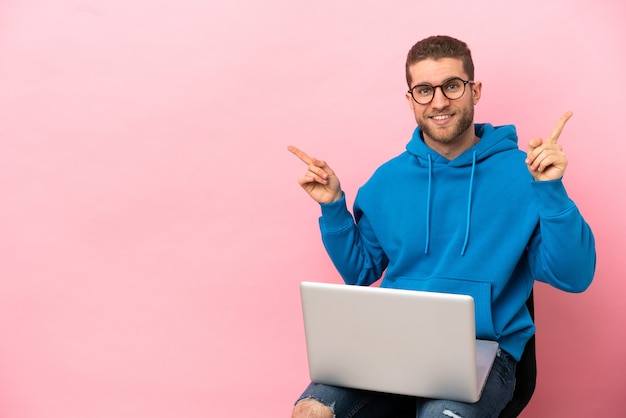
408, 78, 474, 105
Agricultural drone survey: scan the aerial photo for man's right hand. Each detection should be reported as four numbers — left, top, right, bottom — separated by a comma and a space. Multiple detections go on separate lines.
288, 145, 343, 204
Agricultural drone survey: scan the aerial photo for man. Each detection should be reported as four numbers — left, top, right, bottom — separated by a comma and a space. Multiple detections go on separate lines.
288, 35, 596, 418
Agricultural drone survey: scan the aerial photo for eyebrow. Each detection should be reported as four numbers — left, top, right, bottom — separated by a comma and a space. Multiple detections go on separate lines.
411, 76, 464, 88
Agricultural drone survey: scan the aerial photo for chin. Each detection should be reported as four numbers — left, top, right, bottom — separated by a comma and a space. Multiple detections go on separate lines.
423, 126, 460, 144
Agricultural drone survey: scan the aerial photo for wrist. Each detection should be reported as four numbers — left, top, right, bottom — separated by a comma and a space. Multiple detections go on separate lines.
321, 191, 345, 206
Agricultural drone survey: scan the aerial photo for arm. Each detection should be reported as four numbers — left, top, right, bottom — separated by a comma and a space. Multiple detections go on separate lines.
288, 145, 387, 285
318, 195, 388, 285
528, 180, 596, 292
525, 112, 596, 291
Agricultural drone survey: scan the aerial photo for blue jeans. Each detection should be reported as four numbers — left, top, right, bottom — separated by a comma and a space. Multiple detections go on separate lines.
295, 349, 516, 418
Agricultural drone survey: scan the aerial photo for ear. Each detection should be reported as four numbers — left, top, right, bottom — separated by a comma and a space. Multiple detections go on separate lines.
471, 81, 482, 105
405, 91, 416, 111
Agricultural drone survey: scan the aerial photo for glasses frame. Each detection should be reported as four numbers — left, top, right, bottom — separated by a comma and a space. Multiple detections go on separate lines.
408, 78, 474, 105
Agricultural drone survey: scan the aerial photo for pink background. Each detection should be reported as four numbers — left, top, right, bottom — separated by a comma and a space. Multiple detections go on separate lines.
0, 0, 624, 416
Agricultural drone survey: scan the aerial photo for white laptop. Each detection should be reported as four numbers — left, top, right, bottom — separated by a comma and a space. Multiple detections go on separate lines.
300, 281, 499, 403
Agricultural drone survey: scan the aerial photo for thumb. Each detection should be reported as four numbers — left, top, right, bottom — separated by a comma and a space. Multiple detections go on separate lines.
527, 138, 543, 152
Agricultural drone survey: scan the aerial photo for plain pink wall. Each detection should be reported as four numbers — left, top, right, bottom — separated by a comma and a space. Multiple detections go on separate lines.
0, 0, 624, 416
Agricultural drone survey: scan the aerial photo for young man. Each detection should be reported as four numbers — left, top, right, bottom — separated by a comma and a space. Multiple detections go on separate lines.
288, 35, 596, 418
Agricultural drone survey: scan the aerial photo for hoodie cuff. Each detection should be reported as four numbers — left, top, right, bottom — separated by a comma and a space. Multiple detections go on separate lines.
319, 193, 354, 232
531, 179, 575, 216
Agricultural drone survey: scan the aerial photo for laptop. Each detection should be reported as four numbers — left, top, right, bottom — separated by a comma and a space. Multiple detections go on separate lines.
300, 281, 499, 403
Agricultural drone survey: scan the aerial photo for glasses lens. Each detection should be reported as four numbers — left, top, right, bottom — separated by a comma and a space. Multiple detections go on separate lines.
412, 85, 434, 104
441, 78, 466, 100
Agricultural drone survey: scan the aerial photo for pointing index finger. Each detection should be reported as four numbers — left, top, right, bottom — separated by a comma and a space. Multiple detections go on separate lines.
548, 111, 573, 143
287, 145, 313, 165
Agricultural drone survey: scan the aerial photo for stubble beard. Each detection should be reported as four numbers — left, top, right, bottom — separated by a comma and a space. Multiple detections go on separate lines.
420, 106, 474, 144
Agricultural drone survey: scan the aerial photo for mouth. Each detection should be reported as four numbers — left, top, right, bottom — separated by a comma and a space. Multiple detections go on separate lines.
429, 114, 454, 125
429, 114, 454, 128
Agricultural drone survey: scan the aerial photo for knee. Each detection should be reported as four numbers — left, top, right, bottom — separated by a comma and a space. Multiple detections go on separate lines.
292, 398, 334, 418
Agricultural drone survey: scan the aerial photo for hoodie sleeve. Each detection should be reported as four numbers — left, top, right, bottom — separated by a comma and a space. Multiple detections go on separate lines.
318, 194, 388, 285
528, 179, 596, 292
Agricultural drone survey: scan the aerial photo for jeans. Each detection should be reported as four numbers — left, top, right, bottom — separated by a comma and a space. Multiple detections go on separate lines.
295, 349, 517, 418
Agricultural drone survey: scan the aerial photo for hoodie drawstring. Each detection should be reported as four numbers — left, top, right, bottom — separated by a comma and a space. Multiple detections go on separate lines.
424, 153, 432, 255
424, 150, 476, 256
461, 150, 477, 256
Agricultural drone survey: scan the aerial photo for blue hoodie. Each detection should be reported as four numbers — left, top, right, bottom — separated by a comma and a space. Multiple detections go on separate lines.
317, 123, 596, 361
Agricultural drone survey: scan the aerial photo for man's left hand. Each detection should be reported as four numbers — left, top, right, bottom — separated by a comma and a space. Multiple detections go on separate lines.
526, 111, 572, 181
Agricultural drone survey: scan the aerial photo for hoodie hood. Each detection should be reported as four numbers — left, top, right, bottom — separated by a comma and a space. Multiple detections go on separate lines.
406, 123, 519, 167
406, 123, 519, 255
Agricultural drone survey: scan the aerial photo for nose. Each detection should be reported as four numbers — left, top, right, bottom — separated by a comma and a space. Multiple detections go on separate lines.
430, 86, 450, 108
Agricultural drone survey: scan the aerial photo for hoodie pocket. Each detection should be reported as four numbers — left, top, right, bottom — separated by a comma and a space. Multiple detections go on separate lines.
385, 276, 497, 340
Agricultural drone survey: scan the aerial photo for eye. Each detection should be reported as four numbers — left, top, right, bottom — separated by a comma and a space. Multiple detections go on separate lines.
444, 80, 462, 91
414, 85, 433, 96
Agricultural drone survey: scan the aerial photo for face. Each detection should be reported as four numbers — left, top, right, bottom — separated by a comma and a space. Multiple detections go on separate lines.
406, 58, 482, 150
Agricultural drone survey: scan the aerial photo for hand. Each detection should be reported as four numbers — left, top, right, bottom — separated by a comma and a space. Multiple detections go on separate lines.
526, 111, 572, 181
288, 145, 343, 204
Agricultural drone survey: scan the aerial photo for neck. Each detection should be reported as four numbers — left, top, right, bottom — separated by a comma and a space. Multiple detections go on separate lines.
423, 126, 479, 160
